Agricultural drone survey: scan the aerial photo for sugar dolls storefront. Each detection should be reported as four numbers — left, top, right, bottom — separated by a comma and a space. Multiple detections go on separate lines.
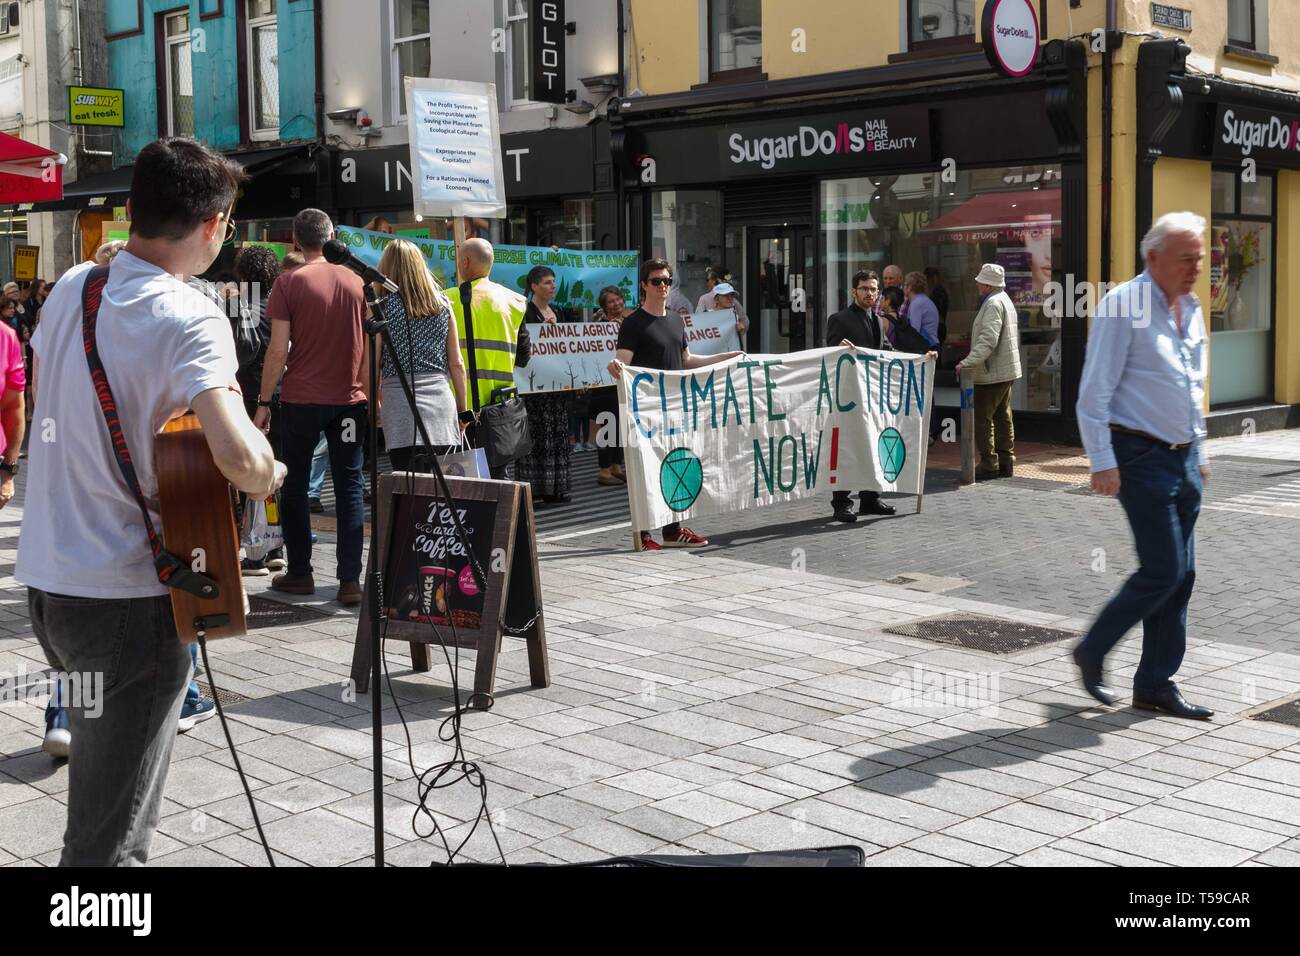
611, 42, 1091, 439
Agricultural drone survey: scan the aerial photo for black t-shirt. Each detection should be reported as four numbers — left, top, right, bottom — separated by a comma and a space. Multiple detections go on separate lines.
616, 307, 687, 371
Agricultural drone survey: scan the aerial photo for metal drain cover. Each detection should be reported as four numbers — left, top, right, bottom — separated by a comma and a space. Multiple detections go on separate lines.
883, 573, 971, 594
247, 594, 332, 630
1247, 696, 1300, 728
195, 680, 251, 706
884, 612, 1079, 654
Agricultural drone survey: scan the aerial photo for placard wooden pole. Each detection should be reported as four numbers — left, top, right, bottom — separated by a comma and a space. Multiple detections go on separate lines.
960, 366, 976, 486
453, 217, 469, 282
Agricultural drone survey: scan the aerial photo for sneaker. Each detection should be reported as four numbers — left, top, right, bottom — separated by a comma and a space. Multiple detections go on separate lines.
265, 549, 286, 571
308, 497, 324, 513
663, 527, 708, 548
241, 558, 269, 576
639, 532, 662, 551
177, 697, 217, 733
43, 708, 70, 759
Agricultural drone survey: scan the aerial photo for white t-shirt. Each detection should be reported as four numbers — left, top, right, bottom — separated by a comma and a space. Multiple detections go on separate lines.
16, 252, 238, 598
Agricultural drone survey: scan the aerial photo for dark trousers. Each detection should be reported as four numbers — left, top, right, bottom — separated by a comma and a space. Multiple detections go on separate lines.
31, 590, 190, 865
280, 401, 367, 582
1076, 434, 1202, 692
591, 387, 624, 468
832, 490, 881, 509
974, 380, 1015, 471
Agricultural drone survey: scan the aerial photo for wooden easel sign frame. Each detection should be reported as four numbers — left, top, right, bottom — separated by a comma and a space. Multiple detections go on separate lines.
350, 473, 549, 708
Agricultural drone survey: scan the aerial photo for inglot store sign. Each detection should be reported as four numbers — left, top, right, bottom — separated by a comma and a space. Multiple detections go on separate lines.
718, 108, 932, 178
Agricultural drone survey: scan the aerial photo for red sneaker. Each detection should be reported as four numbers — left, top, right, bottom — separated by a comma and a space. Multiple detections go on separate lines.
639, 532, 662, 551
663, 527, 708, 548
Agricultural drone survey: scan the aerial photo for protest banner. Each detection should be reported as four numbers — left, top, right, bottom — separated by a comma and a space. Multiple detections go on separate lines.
615, 347, 933, 536
405, 78, 507, 219
335, 224, 639, 311
684, 310, 744, 356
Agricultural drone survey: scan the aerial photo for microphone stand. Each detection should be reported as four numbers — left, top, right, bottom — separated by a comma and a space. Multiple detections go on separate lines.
361, 285, 487, 867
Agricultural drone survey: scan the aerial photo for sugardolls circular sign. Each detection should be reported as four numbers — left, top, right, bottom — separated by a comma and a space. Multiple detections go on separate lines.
982, 0, 1040, 78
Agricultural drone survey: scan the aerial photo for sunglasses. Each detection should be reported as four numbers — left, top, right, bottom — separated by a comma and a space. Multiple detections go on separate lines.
646, 276, 672, 287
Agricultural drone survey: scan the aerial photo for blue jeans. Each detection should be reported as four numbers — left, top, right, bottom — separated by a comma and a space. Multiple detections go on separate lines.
308, 433, 328, 499
1076, 433, 1202, 692
280, 401, 367, 582
31, 590, 191, 865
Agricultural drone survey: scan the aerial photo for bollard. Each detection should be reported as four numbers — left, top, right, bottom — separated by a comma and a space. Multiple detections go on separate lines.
959, 366, 976, 486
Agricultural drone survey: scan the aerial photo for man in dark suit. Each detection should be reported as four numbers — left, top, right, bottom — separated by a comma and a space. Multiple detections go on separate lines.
824, 270, 896, 524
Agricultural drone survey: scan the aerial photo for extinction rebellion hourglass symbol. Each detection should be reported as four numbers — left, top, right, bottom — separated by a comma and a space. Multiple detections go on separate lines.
878, 427, 906, 483
660, 448, 704, 512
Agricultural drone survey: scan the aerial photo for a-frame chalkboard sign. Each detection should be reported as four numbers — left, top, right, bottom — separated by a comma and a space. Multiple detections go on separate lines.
350, 474, 549, 709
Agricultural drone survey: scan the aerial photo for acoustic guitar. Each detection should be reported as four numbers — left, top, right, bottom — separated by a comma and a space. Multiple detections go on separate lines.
155, 414, 247, 641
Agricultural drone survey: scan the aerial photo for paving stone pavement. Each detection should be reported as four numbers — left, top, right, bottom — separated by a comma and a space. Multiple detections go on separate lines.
0, 430, 1297, 866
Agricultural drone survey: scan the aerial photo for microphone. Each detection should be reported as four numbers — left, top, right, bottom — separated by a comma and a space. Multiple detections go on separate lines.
322, 239, 399, 293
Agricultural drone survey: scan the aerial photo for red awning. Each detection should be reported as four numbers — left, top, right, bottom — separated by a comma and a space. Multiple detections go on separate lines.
0, 131, 65, 204
920, 190, 1059, 245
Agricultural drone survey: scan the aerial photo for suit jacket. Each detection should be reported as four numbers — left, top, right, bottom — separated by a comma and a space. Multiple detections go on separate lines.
825, 303, 892, 351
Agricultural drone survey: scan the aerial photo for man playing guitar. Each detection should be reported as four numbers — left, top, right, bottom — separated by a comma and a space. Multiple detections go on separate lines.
15, 138, 285, 866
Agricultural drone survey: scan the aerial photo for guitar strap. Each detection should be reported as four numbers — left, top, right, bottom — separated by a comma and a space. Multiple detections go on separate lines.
80, 265, 219, 600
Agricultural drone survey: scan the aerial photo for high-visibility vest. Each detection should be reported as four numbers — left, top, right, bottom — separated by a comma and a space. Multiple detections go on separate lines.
450, 276, 527, 408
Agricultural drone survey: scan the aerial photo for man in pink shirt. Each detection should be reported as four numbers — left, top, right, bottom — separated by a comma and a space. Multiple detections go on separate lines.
0, 321, 25, 508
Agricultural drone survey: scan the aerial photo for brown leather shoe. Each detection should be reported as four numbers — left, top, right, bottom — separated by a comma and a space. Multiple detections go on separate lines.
270, 572, 315, 595
337, 580, 362, 606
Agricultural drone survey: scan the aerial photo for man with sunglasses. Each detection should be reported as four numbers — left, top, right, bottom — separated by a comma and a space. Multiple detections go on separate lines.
608, 259, 743, 550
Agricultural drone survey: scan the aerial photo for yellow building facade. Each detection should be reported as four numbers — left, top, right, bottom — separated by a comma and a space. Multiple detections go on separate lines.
614, 0, 1300, 438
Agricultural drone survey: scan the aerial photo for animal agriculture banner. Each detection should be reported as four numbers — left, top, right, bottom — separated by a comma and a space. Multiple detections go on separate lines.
335, 224, 639, 311
616, 347, 933, 533
516, 310, 744, 393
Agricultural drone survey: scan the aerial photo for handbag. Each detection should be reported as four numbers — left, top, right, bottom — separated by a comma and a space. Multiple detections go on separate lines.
436, 432, 491, 480
240, 496, 282, 561
459, 282, 532, 469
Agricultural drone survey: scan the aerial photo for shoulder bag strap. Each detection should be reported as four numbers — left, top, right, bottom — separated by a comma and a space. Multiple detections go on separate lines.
458, 280, 480, 412
81, 266, 219, 599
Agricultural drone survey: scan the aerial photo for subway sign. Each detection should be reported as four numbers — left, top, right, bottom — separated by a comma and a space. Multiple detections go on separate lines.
69, 86, 125, 128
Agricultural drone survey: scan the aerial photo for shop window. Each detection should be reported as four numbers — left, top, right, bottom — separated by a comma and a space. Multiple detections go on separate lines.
162, 11, 194, 137
820, 164, 1063, 413
1228, 0, 1257, 50
391, 0, 430, 117
909, 0, 976, 51
651, 190, 723, 311
1210, 169, 1274, 405
708, 0, 762, 82
247, 0, 279, 141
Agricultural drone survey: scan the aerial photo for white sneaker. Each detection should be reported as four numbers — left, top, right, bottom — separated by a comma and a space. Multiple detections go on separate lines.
43, 711, 71, 759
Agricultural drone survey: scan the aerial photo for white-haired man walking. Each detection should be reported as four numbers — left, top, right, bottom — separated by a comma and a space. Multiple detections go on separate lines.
1072, 211, 1213, 719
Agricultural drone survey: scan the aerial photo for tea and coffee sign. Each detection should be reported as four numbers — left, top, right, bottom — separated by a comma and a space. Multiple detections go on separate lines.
350, 475, 549, 707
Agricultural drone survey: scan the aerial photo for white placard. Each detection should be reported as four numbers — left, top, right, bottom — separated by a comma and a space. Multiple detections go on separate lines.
405, 77, 507, 218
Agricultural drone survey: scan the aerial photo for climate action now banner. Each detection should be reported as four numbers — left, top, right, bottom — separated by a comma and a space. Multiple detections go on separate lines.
615, 347, 932, 532
336, 224, 639, 310
517, 310, 743, 393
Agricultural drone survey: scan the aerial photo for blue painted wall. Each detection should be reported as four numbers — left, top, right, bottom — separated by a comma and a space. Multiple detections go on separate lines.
106, 0, 319, 165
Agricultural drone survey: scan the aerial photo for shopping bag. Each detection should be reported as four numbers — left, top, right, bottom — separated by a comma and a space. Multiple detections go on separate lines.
240, 496, 283, 561
436, 440, 490, 479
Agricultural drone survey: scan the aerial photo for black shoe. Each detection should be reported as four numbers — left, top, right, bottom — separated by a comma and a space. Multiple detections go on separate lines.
831, 505, 857, 524
858, 499, 896, 517
975, 466, 1001, 481
1132, 686, 1214, 720
999, 461, 1014, 478
308, 497, 324, 513
1072, 646, 1118, 706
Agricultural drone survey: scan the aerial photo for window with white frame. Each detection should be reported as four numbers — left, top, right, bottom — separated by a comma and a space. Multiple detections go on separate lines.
247, 0, 279, 139
0, 4, 15, 35
391, 0, 430, 117
506, 0, 530, 105
163, 11, 194, 137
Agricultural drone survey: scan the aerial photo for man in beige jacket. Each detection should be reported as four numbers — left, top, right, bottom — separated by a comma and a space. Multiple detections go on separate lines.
955, 264, 1022, 479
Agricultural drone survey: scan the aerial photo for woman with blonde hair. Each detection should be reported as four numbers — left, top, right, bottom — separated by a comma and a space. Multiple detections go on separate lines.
374, 238, 468, 471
